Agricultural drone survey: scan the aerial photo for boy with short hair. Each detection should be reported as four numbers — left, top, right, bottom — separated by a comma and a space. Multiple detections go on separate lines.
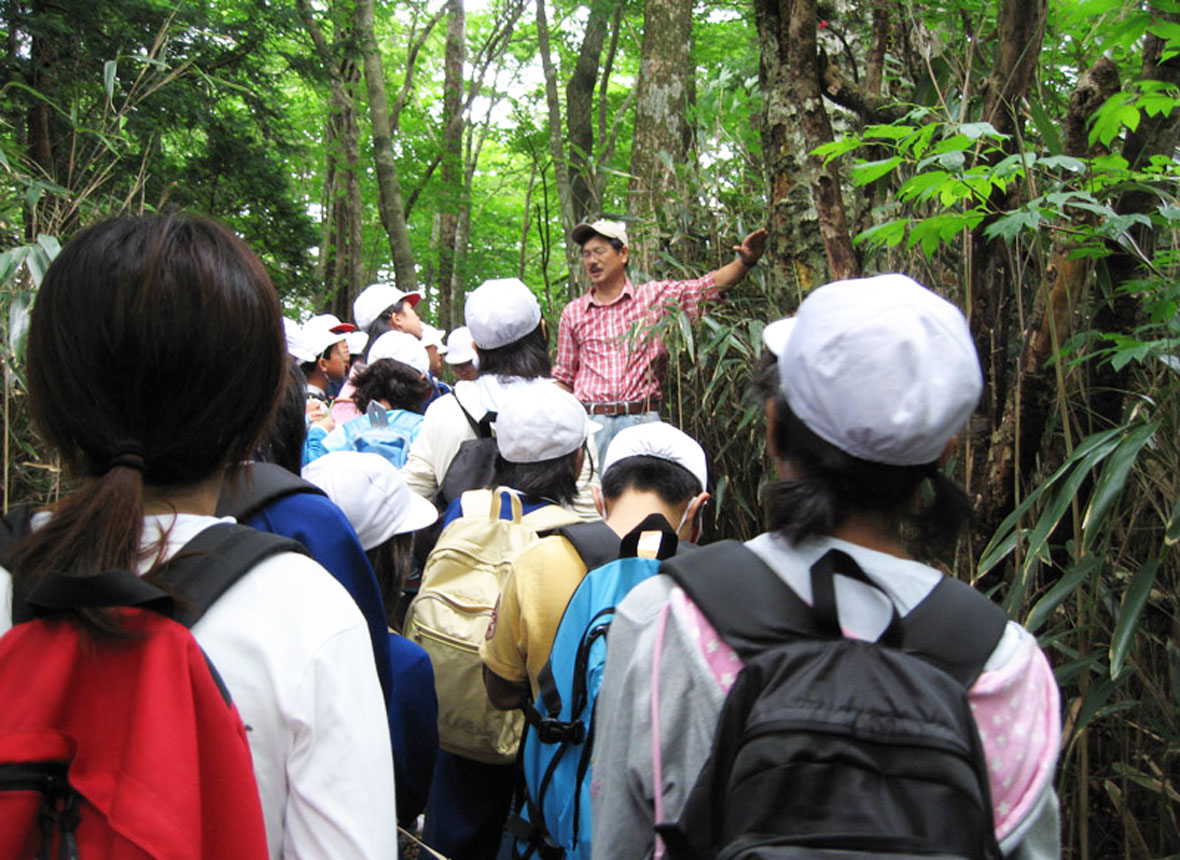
481, 422, 709, 708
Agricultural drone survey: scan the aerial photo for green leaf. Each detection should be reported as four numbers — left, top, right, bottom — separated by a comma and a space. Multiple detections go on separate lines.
863, 124, 915, 141
958, 121, 1005, 140
1110, 559, 1160, 679
1165, 495, 1180, 545
1038, 155, 1086, 173
103, 59, 117, 101
1028, 96, 1063, 155
7, 291, 32, 360
35, 233, 61, 261
985, 209, 1042, 243
812, 137, 861, 164
979, 425, 1126, 575
1147, 20, 1180, 43
851, 156, 902, 186
677, 309, 695, 362
1025, 557, 1100, 634
1082, 421, 1157, 541
1072, 674, 1118, 737
897, 170, 950, 203
853, 218, 907, 249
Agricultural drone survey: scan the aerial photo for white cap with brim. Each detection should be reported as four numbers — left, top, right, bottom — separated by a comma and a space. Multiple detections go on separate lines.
465, 278, 541, 350
302, 451, 439, 550
601, 422, 708, 490
444, 326, 478, 366
300, 316, 349, 362
309, 312, 356, 334
571, 219, 629, 247
285, 318, 316, 364
494, 383, 600, 463
367, 331, 431, 377
421, 324, 447, 352
777, 273, 982, 467
346, 331, 369, 356
354, 283, 423, 332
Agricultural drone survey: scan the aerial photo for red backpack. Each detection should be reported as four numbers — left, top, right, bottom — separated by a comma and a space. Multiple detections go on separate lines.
0, 523, 299, 859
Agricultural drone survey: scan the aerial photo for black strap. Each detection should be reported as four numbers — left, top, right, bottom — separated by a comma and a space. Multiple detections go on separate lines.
215, 462, 325, 522
24, 569, 174, 617
455, 394, 495, 439
809, 549, 904, 648
665, 541, 1007, 689
153, 523, 305, 627
901, 575, 1009, 686
548, 521, 620, 572
619, 513, 680, 560
662, 541, 821, 661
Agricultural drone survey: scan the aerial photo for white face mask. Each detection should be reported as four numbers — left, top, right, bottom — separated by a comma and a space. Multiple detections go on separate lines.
674, 493, 703, 538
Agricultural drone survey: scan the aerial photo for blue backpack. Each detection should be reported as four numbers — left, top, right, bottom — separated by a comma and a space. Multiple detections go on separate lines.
351, 403, 423, 468
512, 514, 688, 860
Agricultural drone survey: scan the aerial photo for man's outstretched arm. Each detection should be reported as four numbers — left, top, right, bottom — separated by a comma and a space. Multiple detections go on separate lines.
711, 227, 768, 288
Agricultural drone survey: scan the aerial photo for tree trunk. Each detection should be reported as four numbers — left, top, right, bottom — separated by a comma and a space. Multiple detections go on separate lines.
355, 0, 418, 293
754, 0, 855, 301
435, 0, 466, 331
566, 0, 611, 224
627, 0, 692, 265
535, 0, 580, 298
296, 0, 364, 317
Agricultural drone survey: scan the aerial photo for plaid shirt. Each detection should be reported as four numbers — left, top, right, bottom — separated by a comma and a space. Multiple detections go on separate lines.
553, 273, 719, 403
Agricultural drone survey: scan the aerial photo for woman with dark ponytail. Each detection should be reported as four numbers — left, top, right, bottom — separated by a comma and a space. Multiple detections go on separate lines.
0, 214, 396, 857
592, 275, 1062, 860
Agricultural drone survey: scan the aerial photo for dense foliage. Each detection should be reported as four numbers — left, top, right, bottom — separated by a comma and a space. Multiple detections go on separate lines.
2, 0, 1178, 855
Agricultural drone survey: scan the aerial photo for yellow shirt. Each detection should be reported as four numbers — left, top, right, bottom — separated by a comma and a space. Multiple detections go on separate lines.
479, 534, 589, 697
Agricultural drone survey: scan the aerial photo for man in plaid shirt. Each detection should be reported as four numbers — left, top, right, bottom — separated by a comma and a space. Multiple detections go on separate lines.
555, 219, 767, 458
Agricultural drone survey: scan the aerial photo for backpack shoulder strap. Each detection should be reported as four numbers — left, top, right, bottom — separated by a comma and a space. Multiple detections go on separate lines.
215, 462, 325, 522
661, 540, 820, 661
454, 388, 494, 438
0, 503, 34, 571
155, 523, 306, 627
901, 575, 1009, 686
549, 520, 621, 572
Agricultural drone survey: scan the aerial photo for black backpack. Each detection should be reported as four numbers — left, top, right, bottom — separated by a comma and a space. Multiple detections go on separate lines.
657, 541, 1008, 860
438, 396, 498, 508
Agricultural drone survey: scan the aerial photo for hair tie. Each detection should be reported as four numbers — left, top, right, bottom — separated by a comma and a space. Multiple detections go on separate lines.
105, 443, 147, 475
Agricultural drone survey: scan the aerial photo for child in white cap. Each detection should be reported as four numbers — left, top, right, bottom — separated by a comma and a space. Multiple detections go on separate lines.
444, 325, 479, 381
481, 421, 709, 707
592, 275, 1061, 860
401, 277, 601, 520
306, 332, 434, 467
417, 384, 598, 860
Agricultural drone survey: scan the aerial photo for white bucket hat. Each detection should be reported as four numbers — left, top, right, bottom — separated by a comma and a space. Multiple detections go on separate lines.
774, 274, 982, 466
303, 451, 439, 550
494, 384, 600, 463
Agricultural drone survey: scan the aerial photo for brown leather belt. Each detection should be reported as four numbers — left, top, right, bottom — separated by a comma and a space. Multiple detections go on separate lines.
584, 399, 659, 417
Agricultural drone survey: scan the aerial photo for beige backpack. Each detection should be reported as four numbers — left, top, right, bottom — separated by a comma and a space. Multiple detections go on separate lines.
404, 487, 581, 763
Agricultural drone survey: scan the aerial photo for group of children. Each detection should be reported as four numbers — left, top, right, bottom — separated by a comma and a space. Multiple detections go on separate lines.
0, 212, 1061, 860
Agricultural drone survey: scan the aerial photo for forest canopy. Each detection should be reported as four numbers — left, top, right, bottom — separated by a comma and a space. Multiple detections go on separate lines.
2, 0, 1180, 856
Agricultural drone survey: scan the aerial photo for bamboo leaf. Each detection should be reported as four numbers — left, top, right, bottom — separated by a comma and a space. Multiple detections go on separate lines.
1110, 558, 1160, 679
1025, 556, 1100, 634
103, 59, 118, 101
1082, 421, 1157, 542
980, 424, 1125, 575
1028, 96, 1063, 155
677, 310, 694, 362
1165, 495, 1180, 545
1072, 674, 1118, 736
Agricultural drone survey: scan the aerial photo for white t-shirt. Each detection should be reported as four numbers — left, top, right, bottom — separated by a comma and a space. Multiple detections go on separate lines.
0, 513, 397, 859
